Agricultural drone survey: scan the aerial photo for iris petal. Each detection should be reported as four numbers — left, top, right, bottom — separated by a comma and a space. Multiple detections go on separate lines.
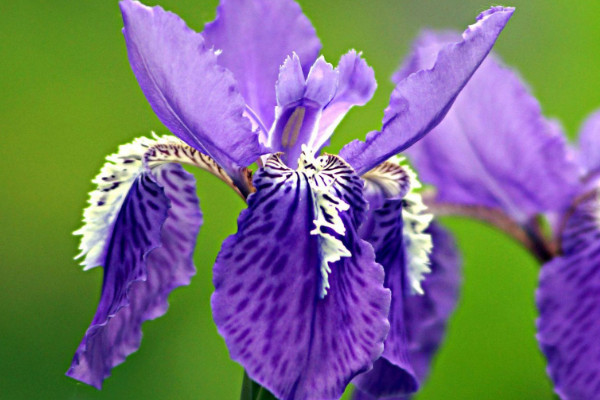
355, 162, 426, 398
537, 189, 600, 399
353, 224, 461, 400
270, 56, 338, 167
203, 0, 321, 130
353, 161, 461, 399
67, 164, 201, 388
578, 109, 600, 178
316, 50, 377, 152
212, 152, 390, 400
68, 135, 237, 388
339, 7, 514, 175
402, 32, 579, 222
74, 135, 239, 271
404, 223, 461, 382
120, 0, 263, 183
355, 198, 418, 397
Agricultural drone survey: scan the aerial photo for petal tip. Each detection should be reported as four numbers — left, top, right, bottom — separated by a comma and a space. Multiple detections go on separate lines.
477, 6, 515, 20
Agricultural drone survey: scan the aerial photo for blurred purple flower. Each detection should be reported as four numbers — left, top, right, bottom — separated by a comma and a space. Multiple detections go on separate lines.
66, 1, 513, 398
399, 30, 600, 400
536, 116, 600, 400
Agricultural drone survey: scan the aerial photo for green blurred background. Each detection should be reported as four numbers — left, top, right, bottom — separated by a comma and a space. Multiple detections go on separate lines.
1, 0, 599, 399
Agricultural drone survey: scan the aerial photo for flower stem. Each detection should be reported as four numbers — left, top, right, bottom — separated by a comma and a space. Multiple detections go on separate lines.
240, 371, 277, 400
423, 196, 555, 263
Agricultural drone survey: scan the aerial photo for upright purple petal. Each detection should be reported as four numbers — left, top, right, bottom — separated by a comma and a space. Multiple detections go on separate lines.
537, 189, 600, 400
402, 32, 579, 222
269, 56, 338, 167
316, 50, 377, 152
305, 57, 339, 105
67, 164, 201, 388
120, 0, 263, 182
212, 153, 390, 400
276, 54, 306, 106
340, 7, 514, 175
203, 0, 321, 129
578, 109, 600, 178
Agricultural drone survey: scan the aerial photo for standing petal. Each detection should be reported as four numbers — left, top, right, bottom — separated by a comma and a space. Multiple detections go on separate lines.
401, 32, 579, 222
67, 135, 232, 388
340, 7, 514, 175
578, 109, 600, 178
316, 50, 377, 152
537, 189, 600, 399
120, 0, 263, 183
203, 0, 321, 130
212, 152, 391, 400
269, 55, 338, 167
268, 51, 376, 167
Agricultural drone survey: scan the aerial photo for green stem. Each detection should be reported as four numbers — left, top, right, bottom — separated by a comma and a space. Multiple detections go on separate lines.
240, 371, 278, 400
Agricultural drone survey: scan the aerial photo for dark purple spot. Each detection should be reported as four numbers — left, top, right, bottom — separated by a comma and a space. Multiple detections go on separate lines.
236, 298, 250, 312
271, 254, 288, 275
272, 283, 287, 300
227, 283, 243, 296
250, 305, 264, 321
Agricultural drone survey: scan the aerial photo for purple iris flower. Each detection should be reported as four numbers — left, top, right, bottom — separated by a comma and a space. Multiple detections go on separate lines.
66, 1, 513, 398
399, 30, 600, 400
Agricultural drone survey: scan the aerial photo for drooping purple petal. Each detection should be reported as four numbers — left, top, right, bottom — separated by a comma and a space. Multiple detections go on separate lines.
316, 50, 377, 152
120, 0, 262, 182
537, 189, 600, 400
353, 161, 461, 399
212, 153, 390, 400
67, 164, 201, 388
401, 31, 579, 222
354, 197, 418, 397
203, 0, 321, 130
578, 109, 600, 178
339, 7, 514, 176
352, 223, 461, 400
404, 223, 461, 381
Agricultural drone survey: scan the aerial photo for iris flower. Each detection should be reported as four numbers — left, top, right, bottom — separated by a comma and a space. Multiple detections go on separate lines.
66, 1, 513, 398
400, 31, 600, 400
